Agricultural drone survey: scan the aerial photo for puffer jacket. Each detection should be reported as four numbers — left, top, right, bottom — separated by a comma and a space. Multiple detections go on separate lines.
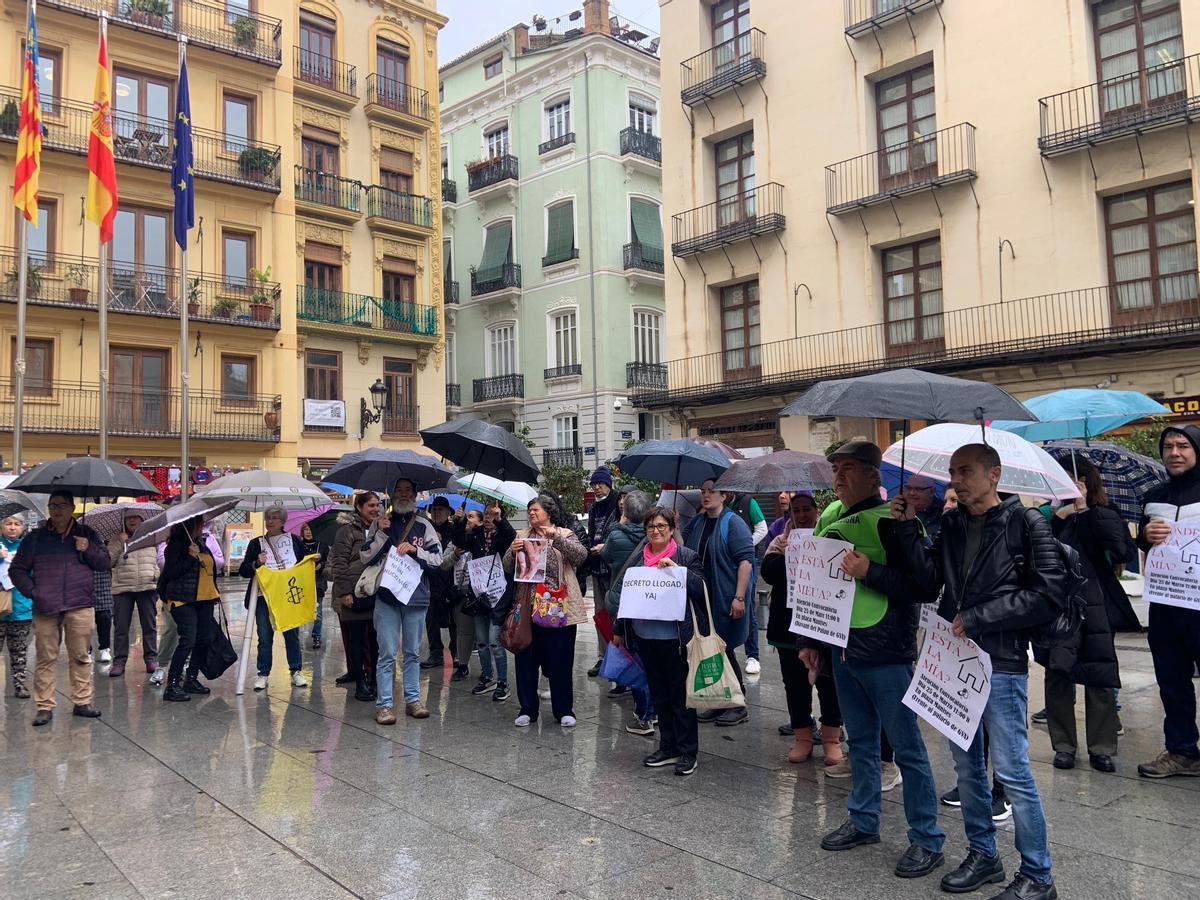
108, 537, 161, 594
899, 496, 1067, 675
1, 534, 33, 621
328, 512, 374, 621
601, 521, 646, 618
503, 526, 588, 626
159, 529, 219, 605
10, 520, 111, 616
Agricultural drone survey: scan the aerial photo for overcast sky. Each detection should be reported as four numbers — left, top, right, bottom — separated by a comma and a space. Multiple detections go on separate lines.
437, 1, 661, 64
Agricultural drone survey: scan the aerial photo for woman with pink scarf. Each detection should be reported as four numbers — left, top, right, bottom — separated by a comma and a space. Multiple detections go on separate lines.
612, 506, 709, 778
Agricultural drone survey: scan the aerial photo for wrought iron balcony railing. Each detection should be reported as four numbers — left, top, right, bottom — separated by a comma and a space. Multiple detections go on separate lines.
442, 178, 458, 203
0, 378, 281, 442
544, 364, 582, 380
445, 383, 461, 407
467, 155, 519, 192
297, 286, 437, 337
825, 122, 976, 214
473, 374, 524, 403
444, 282, 460, 305
1039, 52, 1200, 156
671, 183, 785, 257
295, 167, 361, 212
0, 86, 281, 192
470, 263, 522, 297
0, 247, 280, 328
626, 361, 668, 391
543, 447, 582, 468
623, 241, 664, 274
680, 28, 767, 106
620, 127, 661, 163
539, 132, 576, 154
365, 186, 433, 230
41, 0, 283, 66
294, 47, 357, 98
844, 0, 943, 37
382, 406, 420, 435
365, 74, 429, 120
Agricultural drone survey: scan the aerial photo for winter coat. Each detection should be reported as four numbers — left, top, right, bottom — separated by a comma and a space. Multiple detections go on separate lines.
360, 509, 444, 609
239, 533, 308, 610
503, 526, 588, 626
682, 509, 756, 647
328, 512, 374, 622
601, 521, 646, 618
108, 537, 161, 594
10, 520, 111, 616
1, 534, 33, 621
583, 494, 618, 579
451, 516, 517, 623
612, 544, 709, 648
300, 538, 329, 597
159, 529, 217, 605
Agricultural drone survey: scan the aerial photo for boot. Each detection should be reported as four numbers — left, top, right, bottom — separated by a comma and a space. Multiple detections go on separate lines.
788, 727, 815, 763
183, 675, 211, 695
821, 726, 845, 766
354, 676, 376, 702
163, 676, 191, 702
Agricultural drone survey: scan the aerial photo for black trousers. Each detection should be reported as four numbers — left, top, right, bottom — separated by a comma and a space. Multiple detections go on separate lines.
345, 619, 378, 682
515, 624, 577, 721
426, 602, 457, 656
640, 637, 698, 758
1149, 603, 1200, 756
778, 646, 842, 729
94, 609, 113, 651
169, 601, 216, 680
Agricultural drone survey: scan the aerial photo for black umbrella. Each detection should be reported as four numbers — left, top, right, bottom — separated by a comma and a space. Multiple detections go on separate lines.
11, 457, 159, 497
0, 488, 47, 521
713, 450, 834, 493
420, 418, 540, 484
614, 438, 731, 488
327, 448, 455, 494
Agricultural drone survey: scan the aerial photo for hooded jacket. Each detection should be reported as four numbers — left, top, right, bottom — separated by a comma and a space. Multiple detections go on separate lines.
329, 511, 374, 621
1137, 424, 1200, 550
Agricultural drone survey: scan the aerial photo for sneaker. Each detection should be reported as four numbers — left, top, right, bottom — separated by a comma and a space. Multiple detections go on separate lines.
1031, 708, 1047, 724
675, 755, 698, 776
150, 669, 165, 686
312, 636, 322, 649
492, 682, 510, 702
471, 676, 497, 695
696, 708, 722, 723
514, 714, 533, 727
745, 657, 761, 675
824, 758, 853, 778
626, 717, 656, 736
991, 795, 1013, 822
1116, 718, 1125, 737
451, 665, 470, 682
560, 715, 577, 727
941, 787, 962, 807
881, 761, 903, 792
405, 701, 430, 719
14, 685, 30, 699
715, 707, 749, 727
587, 658, 603, 677
254, 675, 268, 692
1137, 749, 1200, 779
607, 685, 631, 699
375, 707, 396, 725
98, 648, 112, 663
290, 671, 308, 688
643, 749, 681, 767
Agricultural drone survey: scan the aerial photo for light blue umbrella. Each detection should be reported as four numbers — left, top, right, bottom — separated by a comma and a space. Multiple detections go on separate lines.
989, 389, 1171, 443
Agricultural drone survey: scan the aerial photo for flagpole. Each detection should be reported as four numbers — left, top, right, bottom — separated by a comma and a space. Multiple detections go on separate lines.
13, 219, 29, 473
97, 13, 109, 461
178, 35, 190, 500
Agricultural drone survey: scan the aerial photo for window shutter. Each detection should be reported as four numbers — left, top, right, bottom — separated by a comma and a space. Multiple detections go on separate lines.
630, 200, 663, 264
545, 203, 574, 264
478, 221, 512, 281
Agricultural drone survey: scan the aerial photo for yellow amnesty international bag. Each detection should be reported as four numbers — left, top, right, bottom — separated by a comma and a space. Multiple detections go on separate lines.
256, 555, 319, 633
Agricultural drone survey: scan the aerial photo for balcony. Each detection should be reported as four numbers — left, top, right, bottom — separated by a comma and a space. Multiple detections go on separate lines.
467, 154, 519, 203
470, 263, 522, 298
680, 28, 767, 106
365, 186, 434, 237
445, 383, 461, 408
295, 167, 361, 223
365, 74, 430, 130
0, 87, 281, 193
40, 0, 282, 66
0, 247, 280, 329
473, 374, 524, 404
293, 47, 357, 108
623, 241, 664, 275
825, 123, 976, 215
442, 178, 458, 204
544, 364, 582, 381
382, 406, 420, 436
619, 127, 661, 175
542, 247, 580, 269
633, 278, 1200, 408
538, 132, 576, 155
0, 378, 281, 442
845, 0, 943, 38
543, 447, 582, 468
296, 286, 438, 343
1039, 53, 1200, 156
444, 282, 460, 305
671, 183, 785, 258
626, 361, 667, 392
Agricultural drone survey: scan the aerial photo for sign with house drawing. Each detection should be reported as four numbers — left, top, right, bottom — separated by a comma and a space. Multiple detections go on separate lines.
787, 533, 856, 648
1145, 523, 1200, 611
903, 614, 993, 750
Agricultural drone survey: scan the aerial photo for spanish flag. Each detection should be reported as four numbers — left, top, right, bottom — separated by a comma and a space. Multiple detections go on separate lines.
12, 0, 42, 225
86, 18, 118, 243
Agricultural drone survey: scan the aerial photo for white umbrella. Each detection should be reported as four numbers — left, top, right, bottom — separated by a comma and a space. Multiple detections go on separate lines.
194, 469, 328, 511
881, 424, 1081, 501
453, 472, 538, 508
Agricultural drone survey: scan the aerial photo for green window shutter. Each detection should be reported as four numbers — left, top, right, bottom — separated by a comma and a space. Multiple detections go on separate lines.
545, 203, 575, 265
477, 221, 512, 281
630, 200, 663, 264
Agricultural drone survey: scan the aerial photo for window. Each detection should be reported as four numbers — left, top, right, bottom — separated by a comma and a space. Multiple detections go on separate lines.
305, 350, 341, 400
11, 337, 52, 397
545, 97, 571, 140
711, 0, 752, 73
716, 132, 756, 226
382, 262, 415, 305
629, 94, 656, 135
544, 201, 576, 266
440, 149, 449, 182
222, 92, 254, 153
225, 0, 251, 23
376, 38, 411, 111
380, 148, 414, 194
445, 332, 457, 384
720, 281, 760, 376
877, 64, 936, 188
485, 124, 510, 159
301, 136, 339, 173
554, 414, 579, 449
551, 311, 578, 368
299, 11, 336, 86
383, 358, 416, 432
222, 231, 254, 287
629, 198, 664, 266
477, 220, 514, 283
114, 69, 172, 161
883, 238, 943, 351
221, 354, 256, 405
1094, 0, 1183, 117
1106, 180, 1198, 321
35, 47, 61, 115
300, 137, 341, 205
18, 198, 57, 263
303, 241, 343, 317
483, 56, 502, 79
110, 206, 171, 310
639, 412, 666, 441
632, 309, 663, 364
487, 323, 516, 376
110, 347, 169, 430
443, 238, 453, 286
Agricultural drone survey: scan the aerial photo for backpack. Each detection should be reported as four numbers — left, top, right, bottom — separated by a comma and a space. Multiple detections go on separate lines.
1006, 507, 1088, 644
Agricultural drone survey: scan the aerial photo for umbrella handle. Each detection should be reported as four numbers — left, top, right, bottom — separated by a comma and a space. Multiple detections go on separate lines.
899, 419, 909, 495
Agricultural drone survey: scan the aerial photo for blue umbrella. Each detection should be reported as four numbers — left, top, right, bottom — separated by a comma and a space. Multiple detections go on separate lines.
882, 462, 945, 502
990, 389, 1171, 442
614, 438, 731, 488
1042, 440, 1167, 522
417, 493, 483, 513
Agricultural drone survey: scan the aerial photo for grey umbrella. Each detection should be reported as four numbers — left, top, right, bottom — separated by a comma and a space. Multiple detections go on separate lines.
126, 495, 239, 551
714, 450, 834, 493
0, 489, 47, 521
193, 469, 328, 511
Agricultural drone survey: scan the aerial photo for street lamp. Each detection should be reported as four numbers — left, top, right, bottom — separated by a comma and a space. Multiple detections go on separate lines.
360, 378, 388, 439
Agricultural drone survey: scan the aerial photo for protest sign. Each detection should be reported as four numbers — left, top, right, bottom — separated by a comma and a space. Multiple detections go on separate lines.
1144, 522, 1200, 611
783, 529, 814, 610
379, 546, 423, 605
617, 566, 687, 621
515, 538, 549, 583
902, 614, 992, 750
261, 533, 297, 570
468, 554, 507, 601
787, 533, 855, 648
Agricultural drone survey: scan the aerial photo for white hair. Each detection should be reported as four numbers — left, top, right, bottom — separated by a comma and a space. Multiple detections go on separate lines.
263, 505, 288, 523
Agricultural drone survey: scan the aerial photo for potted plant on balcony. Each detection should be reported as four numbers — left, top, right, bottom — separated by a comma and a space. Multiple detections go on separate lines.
127, 0, 170, 29
237, 147, 276, 183
213, 296, 241, 319
186, 277, 202, 317
233, 15, 258, 50
65, 264, 91, 304
0, 100, 18, 138
6, 260, 42, 299
248, 265, 274, 322
463, 159, 491, 174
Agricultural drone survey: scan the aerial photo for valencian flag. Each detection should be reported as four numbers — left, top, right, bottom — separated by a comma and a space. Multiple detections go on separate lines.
13, 0, 42, 224
86, 18, 118, 243
171, 45, 194, 250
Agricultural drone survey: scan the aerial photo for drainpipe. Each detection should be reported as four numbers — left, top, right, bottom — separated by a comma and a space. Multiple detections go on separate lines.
583, 50, 601, 459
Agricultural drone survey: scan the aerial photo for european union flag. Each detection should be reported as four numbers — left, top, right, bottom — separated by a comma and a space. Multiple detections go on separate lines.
171, 49, 194, 250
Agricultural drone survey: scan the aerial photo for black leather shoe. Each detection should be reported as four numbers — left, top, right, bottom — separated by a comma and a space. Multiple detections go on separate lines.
72, 704, 102, 718
182, 676, 211, 695
940, 849, 1005, 893
696, 708, 722, 723
32, 709, 52, 727
778, 722, 795, 736
643, 749, 682, 768
1089, 753, 1116, 773
895, 844, 944, 878
419, 653, 441, 669
335, 671, 355, 685
821, 820, 881, 852
587, 658, 603, 677
1052, 751, 1076, 770
163, 678, 191, 703
992, 873, 1058, 900
715, 707, 748, 727
354, 680, 376, 702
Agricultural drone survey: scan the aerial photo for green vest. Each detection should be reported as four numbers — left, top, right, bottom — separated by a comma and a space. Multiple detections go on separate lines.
815, 500, 891, 630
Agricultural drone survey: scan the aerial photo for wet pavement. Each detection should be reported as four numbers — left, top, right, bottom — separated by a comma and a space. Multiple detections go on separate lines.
1, 581, 1198, 899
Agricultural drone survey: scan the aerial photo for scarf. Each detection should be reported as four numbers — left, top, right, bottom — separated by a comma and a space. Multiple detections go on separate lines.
643, 537, 677, 568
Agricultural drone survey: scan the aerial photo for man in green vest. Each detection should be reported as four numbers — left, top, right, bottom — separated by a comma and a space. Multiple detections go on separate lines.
800, 440, 945, 880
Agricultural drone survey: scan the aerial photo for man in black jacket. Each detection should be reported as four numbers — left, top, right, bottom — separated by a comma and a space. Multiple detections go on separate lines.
895, 443, 1062, 900
1137, 424, 1200, 779
420, 496, 460, 675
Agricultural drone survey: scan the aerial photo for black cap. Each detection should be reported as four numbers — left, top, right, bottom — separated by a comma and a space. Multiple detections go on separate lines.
827, 439, 883, 469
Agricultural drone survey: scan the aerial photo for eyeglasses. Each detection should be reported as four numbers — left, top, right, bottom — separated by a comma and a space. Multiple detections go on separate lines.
646, 523, 671, 532
47, 503, 72, 511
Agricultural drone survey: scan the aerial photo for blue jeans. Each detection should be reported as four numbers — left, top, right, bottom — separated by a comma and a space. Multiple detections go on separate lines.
744, 593, 761, 659
832, 654, 944, 852
312, 582, 325, 640
473, 613, 508, 683
255, 598, 302, 675
375, 599, 427, 708
950, 672, 1052, 884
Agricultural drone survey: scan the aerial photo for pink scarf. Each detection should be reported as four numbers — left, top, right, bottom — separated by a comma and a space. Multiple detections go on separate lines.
643, 537, 677, 568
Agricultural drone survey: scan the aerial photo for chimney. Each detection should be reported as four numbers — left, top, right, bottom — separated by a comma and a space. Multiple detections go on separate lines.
583, 0, 610, 36
513, 23, 530, 55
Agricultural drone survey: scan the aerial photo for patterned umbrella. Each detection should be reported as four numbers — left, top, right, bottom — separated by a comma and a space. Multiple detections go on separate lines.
82, 501, 164, 542
1043, 440, 1167, 522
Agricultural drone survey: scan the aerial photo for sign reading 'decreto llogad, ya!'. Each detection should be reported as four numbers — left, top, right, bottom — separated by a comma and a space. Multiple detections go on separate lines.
787, 533, 855, 648
903, 614, 993, 751
617, 566, 687, 621
1145, 522, 1200, 611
